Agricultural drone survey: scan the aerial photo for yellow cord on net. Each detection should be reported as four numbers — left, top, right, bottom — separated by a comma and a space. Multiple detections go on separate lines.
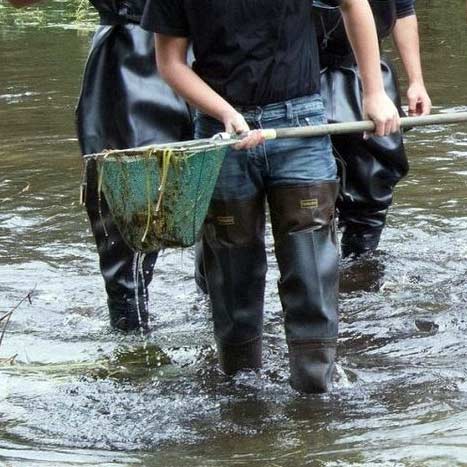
97, 152, 111, 237
155, 148, 172, 213
141, 149, 155, 243
141, 148, 173, 243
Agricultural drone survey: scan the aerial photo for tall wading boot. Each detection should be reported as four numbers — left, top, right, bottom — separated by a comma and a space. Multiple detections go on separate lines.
332, 123, 408, 259
268, 181, 339, 393
334, 131, 406, 259
340, 221, 385, 258
83, 160, 158, 332
202, 195, 267, 375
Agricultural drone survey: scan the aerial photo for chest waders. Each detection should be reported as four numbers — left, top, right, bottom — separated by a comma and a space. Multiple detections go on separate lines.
77, 0, 192, 331
315, 0, 408, 257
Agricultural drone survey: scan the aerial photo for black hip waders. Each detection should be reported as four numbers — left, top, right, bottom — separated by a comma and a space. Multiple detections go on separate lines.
201, 195, 267, 374
77, 12, 192, 330
268, 181, 339, 393
83, 159, 158, 331
320, 59, 408, 257
201, 181, 339, 393
315, 0, 408, 258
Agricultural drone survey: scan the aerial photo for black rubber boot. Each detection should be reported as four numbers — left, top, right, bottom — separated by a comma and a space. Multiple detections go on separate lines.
217, 336, 263, 375
202, 195, 267, 375
268, 181, 339, 393
107, 294, 150, 333
340, 223, 384, 258
83, 159, 158, 332
288, 341, 337, 393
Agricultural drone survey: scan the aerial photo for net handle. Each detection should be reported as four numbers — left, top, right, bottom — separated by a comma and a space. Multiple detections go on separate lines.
83, 111, 467, 159
262, 111, 467, 140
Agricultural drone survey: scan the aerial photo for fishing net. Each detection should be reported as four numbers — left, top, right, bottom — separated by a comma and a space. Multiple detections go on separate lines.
89, 138, 230, 253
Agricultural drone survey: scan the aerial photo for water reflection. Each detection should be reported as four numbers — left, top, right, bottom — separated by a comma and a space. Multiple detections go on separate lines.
1, 0, 467, 465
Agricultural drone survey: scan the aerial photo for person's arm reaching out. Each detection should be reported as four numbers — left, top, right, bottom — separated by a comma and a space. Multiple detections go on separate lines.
340, 0, 401, 136
155, 35, 264, 149
393, 14, 431, 116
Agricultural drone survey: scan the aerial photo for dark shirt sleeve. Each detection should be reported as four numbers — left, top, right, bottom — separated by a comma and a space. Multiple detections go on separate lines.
317, 0, 342, 6
141, 0, 190, 37
395, 0, 416, 18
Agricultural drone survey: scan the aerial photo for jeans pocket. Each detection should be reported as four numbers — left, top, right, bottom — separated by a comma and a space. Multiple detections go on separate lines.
195, 115, 224, 139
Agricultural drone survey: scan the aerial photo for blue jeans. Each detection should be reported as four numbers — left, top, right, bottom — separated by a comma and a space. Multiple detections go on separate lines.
195, 94, 337, 199
196, 94, 339, 350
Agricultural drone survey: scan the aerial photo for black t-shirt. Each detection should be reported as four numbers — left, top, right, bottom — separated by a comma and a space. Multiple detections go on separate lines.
395, 0, 415, 18
142, 0, 341, 106
91, 0, 147, 22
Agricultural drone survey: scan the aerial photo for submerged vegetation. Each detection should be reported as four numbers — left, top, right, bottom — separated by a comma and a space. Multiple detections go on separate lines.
0, 343, 172, 380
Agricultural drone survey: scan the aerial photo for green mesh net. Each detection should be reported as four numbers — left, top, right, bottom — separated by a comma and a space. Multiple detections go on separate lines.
93, 139, 229, 252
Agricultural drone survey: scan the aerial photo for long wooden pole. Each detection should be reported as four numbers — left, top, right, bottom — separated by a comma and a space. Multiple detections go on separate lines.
269, 111, 467, 139
84, 111, 467, 158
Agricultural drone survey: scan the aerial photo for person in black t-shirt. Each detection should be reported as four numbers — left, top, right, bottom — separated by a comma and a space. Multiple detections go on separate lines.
142, 0, 401, 393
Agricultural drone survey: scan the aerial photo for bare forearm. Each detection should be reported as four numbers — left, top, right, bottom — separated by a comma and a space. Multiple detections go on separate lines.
393, 15, 424, 85
155, 33, 262, 146
393, 14, 431, 115
155, 34, 235, 124
160, 62, 234, 123
341, 0, 384, 97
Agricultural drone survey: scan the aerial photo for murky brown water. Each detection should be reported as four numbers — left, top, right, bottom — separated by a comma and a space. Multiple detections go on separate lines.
1, 1, 467, 465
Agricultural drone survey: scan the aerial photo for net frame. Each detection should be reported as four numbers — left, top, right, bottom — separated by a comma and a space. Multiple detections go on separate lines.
83, 137, 232, 252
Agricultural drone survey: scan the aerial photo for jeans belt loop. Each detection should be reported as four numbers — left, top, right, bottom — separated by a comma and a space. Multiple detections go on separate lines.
255, 106, 263, 125
286, 101, 294, 122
